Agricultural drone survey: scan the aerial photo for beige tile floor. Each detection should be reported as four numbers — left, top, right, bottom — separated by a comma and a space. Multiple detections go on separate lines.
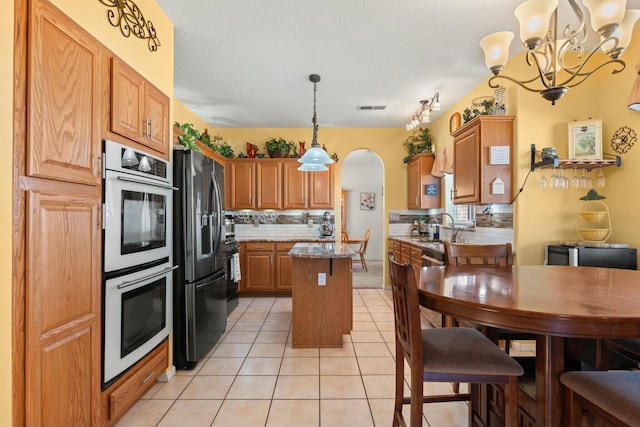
114, 288, 472, 427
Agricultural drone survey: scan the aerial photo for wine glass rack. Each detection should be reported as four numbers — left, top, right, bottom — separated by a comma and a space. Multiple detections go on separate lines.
530, 144, 621, 172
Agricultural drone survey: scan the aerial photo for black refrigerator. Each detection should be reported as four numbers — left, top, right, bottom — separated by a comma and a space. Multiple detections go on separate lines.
173, 148, 227, 369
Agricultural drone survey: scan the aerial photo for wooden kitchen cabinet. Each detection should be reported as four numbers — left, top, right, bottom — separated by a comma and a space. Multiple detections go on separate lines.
240, 240, 314, 295
111, 57, 170, 156
227, 160, 256, 209
28, 0, 104, 186
451, 115, 514, 204
244, 242, 276, 291
225, 159, 283, 209
407, 153, 441, 209
283, 161, 334, 209
101, 340, 168, 425
257, 161, 283, 209
21, 2, 104, 425
276, 242, 296, 290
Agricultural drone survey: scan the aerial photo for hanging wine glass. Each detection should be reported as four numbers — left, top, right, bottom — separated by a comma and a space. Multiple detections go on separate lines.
571, 167, 580, 189
579, 169, 587, 188
586, 170, 594, 189
539, 169, 547, 190
561, 168, 569, 189
597, 168, 606, 188
550, 166, 559, 188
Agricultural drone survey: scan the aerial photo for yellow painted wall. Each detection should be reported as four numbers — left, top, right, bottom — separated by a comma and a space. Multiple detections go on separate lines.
430, 25, 640, 264
173, 98, 216, 135
1, 1, 13, 423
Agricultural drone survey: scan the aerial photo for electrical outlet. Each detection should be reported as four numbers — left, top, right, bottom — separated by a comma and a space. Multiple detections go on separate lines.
318, 273, 326, 286
307, 218, 314, 228
389, 212, 400, 221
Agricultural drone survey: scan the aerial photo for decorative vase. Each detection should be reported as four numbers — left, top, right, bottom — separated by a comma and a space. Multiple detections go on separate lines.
268, 150, 288, 158
298, 141, 306, 157
494, 86, 506, 115
246, 142, 257, 158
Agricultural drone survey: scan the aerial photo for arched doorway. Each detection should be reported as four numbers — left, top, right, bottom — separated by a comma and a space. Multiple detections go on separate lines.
341, 149, 384, 288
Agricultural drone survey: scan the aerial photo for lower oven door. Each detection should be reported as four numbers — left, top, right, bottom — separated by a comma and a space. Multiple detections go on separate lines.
103, 262, 176, 385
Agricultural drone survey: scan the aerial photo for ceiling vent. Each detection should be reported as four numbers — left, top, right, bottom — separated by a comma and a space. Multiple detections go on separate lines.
357, 105, 386, 111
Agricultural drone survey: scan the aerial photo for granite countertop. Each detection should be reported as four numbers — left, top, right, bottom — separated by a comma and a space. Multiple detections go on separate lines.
288, 242, 356, 259
235, 237, 336, 243
389, 236, 445, 253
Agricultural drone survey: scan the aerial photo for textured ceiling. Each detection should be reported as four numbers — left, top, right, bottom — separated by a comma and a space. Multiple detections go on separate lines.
156, 0, 640, 128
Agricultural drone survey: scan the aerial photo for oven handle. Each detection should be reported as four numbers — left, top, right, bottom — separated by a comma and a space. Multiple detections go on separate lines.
116, 265, 179, 290
116, 175, 178, 191
421, 254, 445, 266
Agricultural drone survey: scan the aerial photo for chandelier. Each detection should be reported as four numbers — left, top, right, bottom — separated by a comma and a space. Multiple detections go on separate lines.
479, 0, 640, 105
405, 93, 441, 131
298, 74, 334, 172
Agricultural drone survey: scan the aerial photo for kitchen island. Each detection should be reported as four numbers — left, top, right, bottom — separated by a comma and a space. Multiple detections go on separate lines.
289, 242, 355, 348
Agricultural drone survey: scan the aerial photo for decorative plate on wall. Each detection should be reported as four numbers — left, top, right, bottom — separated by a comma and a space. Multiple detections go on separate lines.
449, 112, 461, 134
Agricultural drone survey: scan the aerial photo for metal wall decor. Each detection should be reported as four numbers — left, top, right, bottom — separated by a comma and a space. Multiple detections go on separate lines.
99, 0, 160, 52
610, 126, 637, 154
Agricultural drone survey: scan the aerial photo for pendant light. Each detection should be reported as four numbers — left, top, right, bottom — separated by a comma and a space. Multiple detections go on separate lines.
298, 74, 334, 171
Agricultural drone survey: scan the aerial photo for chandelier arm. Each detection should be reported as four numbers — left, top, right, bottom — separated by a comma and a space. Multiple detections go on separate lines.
488, 75, 545, 93
563, 0, 588, 47
555, 44, 626, 87
562, 59, 626, 88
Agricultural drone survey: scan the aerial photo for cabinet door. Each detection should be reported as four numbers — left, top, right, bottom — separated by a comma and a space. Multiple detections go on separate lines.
28, 0, 103, 185
308, 165, 334, 208
111, 57, 146, 144
407, 159, 421, 209
144, 83, 170, 155
245, 251, 275, 290
256, 161, 282, 209
283, 161, 308, 209
276, 252, 293, 290
453, 124, 480, 204
227, 161, 256, 209
26, 189, 101, 426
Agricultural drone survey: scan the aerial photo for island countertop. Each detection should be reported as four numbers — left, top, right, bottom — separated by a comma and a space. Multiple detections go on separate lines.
288, 242, 356, 259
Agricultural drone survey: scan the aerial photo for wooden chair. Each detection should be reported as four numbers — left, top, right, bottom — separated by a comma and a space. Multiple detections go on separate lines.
388, 252, 523, 427
351, 228, 371, 271
444, 242, 533, 354
596, 338, 640, 370
561, 371, 640, 427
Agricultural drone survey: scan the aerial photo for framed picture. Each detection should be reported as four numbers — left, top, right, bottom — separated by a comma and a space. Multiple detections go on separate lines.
568, 119, 602, 160
360, 192, 375, 210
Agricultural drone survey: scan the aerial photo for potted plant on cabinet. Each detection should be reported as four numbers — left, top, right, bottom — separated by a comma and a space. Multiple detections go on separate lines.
264, 137, 294, 158
402, 127, 433, 163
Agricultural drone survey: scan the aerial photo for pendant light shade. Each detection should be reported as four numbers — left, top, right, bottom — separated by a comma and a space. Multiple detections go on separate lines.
298, 74, 334, 171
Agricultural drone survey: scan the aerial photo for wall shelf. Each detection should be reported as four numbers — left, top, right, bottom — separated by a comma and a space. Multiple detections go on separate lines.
530, 144, 621, 171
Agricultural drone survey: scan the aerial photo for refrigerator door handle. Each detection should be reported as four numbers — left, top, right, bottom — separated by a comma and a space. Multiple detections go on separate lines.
211, 171, 224, 255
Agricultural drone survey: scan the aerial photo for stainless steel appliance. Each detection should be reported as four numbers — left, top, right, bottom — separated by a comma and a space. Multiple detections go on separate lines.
103, 261, 175, 384
102, 140, 175, 386
225, 237, 240, 314
103, 140, 174, 273
546, 244, 637, 270
173, 148, 227, 369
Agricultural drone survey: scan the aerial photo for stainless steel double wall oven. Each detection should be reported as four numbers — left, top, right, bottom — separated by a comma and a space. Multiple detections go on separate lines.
102, 140, 175, 386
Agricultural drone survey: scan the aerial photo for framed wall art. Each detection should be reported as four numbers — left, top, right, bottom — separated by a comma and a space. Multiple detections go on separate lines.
568, 119, 602, 160
360, 192, 375, 210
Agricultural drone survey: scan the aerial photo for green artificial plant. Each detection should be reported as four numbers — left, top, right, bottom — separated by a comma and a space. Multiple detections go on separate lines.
402, 127, 433, 163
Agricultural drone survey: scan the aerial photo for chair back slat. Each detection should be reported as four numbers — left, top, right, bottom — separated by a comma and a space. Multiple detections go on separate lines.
444, 243, 513, 267
388, 252, 422, 368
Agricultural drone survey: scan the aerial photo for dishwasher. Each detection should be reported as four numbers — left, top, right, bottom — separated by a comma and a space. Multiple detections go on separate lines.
421, 247, 445, 267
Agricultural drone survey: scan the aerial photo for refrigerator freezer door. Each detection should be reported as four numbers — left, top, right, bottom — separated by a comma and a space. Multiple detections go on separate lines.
176, 269, 227, 369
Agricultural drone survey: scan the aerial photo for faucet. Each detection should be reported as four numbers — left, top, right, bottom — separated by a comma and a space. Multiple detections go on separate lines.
430, 212, 459, 243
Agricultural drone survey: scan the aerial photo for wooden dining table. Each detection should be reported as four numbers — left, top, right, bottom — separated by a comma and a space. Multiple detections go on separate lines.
416, 265, 640, 427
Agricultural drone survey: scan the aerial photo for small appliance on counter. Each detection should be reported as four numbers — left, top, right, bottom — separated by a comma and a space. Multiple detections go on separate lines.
319, 211, 334, 238
546, 242, 637, 270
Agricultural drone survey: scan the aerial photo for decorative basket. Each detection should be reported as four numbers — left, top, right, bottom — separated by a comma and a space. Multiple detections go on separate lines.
579, 212, 606, 222
577, 229, 610, 241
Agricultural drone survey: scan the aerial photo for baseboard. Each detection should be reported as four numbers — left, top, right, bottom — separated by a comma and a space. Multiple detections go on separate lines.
158, 365, 176, 382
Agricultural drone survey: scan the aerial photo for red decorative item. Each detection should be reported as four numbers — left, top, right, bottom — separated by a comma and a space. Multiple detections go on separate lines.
246, 143, 258, 158
298, 141, 306, 157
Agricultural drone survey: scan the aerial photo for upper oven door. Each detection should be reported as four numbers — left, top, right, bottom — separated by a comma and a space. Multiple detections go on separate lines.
104, 169, 174, 274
